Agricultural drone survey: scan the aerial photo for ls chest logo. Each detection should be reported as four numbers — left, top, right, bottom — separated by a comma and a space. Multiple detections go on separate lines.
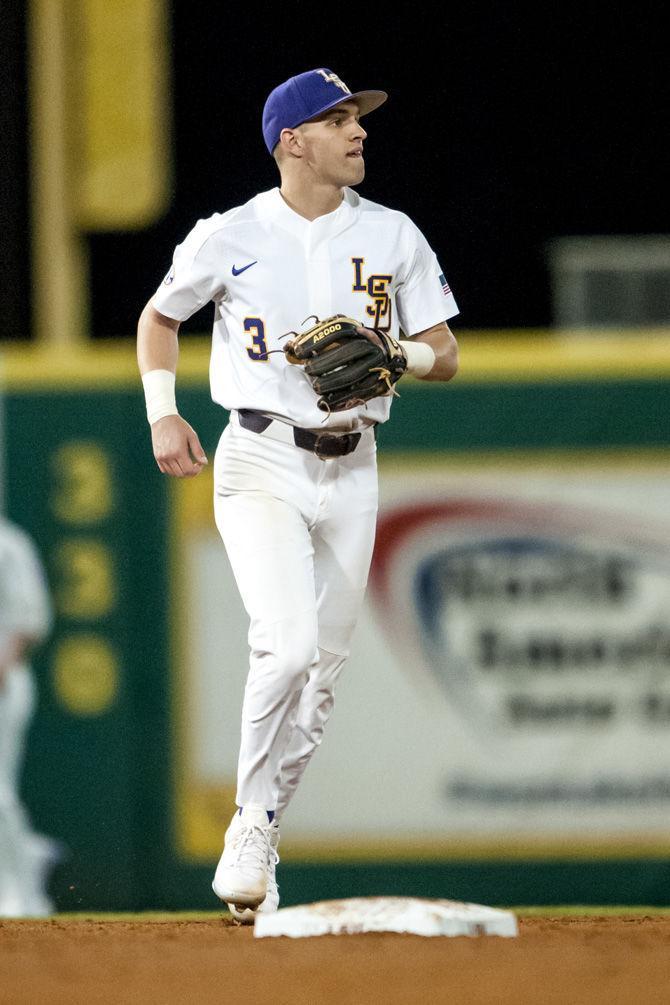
351, 258, 393, 330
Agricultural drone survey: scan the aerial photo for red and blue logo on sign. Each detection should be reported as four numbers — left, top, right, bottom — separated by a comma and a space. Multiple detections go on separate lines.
369, 497, 670, 738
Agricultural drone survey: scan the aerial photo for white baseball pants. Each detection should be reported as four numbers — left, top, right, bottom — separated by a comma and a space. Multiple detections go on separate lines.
213, 413, 378, 814
0, 664, 55, 917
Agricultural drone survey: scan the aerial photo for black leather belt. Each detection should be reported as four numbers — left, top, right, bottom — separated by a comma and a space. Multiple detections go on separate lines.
237, 409, 363, 458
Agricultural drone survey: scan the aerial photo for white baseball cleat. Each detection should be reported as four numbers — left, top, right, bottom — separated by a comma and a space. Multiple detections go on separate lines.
212, 804, 273, 909
227, 819, 280, 925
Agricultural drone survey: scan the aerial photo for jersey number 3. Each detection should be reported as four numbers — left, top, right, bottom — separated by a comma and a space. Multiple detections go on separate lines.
245, 318, 269, 361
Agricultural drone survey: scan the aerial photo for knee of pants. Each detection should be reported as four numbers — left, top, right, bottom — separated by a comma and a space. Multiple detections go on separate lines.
311, 650, 346, 691
302, 690, 335, 748
248, 613, 319, 693
248, 652, 314, 698
298, 654, 346, 743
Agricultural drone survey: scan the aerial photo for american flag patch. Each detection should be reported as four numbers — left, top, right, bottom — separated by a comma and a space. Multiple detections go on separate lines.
438, 271, 451, 296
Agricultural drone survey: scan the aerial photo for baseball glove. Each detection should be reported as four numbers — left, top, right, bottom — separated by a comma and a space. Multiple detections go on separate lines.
283, 314, 408, 412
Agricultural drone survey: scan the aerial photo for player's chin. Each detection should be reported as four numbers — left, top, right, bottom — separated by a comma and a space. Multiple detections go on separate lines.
343, 155, 365, 183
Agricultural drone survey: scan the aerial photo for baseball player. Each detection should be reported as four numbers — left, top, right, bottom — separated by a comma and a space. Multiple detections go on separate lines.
137, 68, 459, 922
0, 517, 55, 917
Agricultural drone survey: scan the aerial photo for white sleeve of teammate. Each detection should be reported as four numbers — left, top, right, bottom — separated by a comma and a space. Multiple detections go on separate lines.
0, 523, 53, 644
152, 217, 228, 322
395, 217, 459, 336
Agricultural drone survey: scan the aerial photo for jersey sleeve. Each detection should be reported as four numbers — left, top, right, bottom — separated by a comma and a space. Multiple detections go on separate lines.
152, 218, 228, 322
395, 217, 459, 336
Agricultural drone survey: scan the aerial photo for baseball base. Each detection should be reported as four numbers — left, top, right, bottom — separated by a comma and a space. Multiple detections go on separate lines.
253, 896, 518, 939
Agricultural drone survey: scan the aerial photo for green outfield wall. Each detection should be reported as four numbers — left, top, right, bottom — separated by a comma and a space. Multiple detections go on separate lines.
3, 331, 670, 910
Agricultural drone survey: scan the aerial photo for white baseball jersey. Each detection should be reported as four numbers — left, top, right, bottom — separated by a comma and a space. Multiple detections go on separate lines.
0, 519, 52, 667
153, 186, 459, 432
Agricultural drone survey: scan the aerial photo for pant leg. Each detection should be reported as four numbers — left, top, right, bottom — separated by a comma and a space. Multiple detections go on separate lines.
214, 490, 320, 810
0, 664, 35, 793
311, 435, 379, 658
274, 432, 379, 819
0, 665, 44, 916
274, 647, 345, 821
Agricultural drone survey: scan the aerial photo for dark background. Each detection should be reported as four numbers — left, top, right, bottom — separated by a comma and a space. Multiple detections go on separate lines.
1, 5, 667, 339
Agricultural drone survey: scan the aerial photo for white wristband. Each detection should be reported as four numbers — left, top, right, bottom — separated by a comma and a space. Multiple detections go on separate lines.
402, 339, 436, 377
142, 369, 179, 425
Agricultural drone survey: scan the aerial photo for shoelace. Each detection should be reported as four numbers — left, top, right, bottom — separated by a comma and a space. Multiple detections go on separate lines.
264, 849, 280, 902
267, 871, 279, 896
230, 824, 272, 871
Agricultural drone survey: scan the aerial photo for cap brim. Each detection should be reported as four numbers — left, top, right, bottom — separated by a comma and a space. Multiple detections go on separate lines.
349, 89, 388, 116
302, 89, 388, 125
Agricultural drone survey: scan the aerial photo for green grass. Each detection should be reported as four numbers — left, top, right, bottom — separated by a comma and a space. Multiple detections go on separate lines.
45, 912, 225, 921
30, 906, 670, 922
514, 906, 670, 917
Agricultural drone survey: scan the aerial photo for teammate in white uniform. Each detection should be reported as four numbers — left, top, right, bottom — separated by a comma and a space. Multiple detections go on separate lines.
0, 517, 55, 917
137, 68, 459, 922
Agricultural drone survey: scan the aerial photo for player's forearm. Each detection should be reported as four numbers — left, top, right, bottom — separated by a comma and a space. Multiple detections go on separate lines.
137, 302, 183, 425
137, 302, 181, 375
137, 300, 207, 474
405, 323, 459, 382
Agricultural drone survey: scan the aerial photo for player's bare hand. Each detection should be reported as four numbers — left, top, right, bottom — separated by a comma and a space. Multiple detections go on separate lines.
151, 415, 208, 477
355, 324, 385, 351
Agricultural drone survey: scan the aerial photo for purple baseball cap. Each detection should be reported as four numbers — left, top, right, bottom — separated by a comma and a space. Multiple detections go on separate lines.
262, 68, 388, 154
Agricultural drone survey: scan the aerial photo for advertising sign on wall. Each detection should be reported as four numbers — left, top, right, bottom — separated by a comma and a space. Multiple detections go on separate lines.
174, 453, 670, 860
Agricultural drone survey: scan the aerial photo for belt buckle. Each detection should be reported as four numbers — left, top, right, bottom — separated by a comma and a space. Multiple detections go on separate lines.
315, 432, 358, 460
313, 432, 340, 460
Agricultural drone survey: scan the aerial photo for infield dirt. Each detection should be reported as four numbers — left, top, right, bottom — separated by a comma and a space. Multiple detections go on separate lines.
2, 915, 670, 1004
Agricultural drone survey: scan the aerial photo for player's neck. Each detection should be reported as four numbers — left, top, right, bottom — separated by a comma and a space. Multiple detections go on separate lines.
278, 182, 344, 222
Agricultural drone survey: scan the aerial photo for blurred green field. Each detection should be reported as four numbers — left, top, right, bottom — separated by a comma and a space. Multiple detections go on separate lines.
38, 905, 670, 922
513, 906, 670, 916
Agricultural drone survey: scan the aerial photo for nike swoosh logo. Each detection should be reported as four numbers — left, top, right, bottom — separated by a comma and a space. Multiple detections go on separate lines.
232, 261, 258, 276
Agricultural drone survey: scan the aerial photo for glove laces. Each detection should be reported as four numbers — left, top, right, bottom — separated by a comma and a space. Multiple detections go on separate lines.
369, 365, 402, 397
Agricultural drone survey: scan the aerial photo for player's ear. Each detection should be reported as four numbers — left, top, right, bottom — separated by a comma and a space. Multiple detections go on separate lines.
279, 127, 304, 159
